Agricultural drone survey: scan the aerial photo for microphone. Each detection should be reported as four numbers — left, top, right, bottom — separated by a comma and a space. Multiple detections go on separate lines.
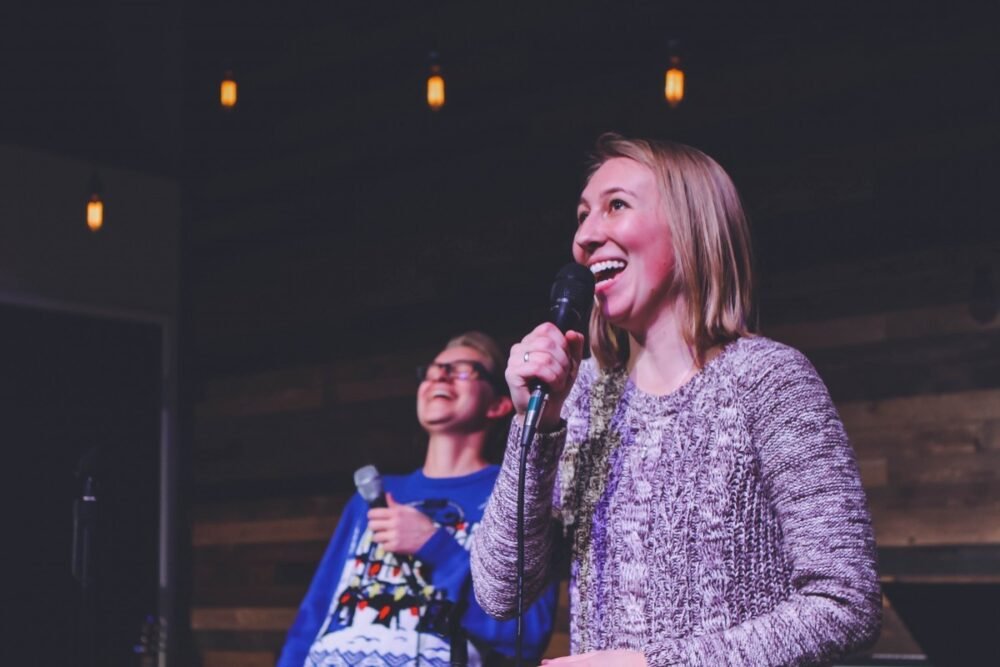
521, 263, 595, 445
513, 263, 594, 667
545, 262, 596, 342
354, 463, 422, 586
354, 464, 387, 508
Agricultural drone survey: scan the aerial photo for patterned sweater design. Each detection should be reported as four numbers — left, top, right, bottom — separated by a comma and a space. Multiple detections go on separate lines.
471, 336, 881, 666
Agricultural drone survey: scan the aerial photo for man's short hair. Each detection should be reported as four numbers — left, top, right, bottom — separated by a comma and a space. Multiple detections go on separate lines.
444, 331, 507, 394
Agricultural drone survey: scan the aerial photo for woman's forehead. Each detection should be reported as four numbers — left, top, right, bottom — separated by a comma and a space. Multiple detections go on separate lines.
581, 158, 655, 200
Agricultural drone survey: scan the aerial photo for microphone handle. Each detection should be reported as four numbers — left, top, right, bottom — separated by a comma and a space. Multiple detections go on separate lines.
364, 492, 424, 597
519, 385, 548, 449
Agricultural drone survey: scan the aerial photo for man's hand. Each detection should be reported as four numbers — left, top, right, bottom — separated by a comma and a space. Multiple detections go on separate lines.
367, 492, 437, 555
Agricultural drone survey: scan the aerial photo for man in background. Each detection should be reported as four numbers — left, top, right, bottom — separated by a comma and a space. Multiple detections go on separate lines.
278, 331, 557, 667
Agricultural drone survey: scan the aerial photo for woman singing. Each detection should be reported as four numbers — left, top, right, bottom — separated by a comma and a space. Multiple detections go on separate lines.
471, 134, 881, 666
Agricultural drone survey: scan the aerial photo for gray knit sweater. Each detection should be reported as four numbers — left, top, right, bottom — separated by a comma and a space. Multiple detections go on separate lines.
471, 336, 881, 666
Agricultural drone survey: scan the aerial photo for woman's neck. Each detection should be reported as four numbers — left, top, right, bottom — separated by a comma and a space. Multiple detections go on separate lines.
627, 303, 699, 396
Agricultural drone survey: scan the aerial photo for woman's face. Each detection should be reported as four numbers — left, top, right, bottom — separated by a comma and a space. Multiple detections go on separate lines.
573, 157, 676, 333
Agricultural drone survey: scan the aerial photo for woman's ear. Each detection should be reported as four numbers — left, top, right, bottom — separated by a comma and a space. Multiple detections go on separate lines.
486, 395, 514, 420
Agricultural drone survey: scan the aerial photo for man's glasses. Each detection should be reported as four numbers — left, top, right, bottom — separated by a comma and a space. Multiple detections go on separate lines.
416, 360, 503, 390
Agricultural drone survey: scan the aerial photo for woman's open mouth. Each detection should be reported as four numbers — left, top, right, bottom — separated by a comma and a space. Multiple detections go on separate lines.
590, 259, 626, 288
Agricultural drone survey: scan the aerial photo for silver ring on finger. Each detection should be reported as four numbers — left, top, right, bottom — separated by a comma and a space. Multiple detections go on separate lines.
523, 351, 531, 364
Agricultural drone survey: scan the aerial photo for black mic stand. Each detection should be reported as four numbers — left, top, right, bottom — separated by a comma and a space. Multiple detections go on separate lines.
448, 589, 469, 667
72, 471, 99, 667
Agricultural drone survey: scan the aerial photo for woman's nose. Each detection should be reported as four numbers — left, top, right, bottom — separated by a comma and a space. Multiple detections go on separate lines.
574, 213, 605, 256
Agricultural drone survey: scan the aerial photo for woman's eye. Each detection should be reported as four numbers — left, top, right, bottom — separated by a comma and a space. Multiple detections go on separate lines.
577, 210, 589, 225
609, 198, 627, 211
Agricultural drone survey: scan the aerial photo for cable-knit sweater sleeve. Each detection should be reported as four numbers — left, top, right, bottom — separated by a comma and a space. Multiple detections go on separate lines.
470, 417, 565, 620
645, 344, 882, 666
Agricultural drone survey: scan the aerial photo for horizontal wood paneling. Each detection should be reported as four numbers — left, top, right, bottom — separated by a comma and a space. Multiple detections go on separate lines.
194, 542, 326, 607
871, 503, 1000, 548
192, 607, 297, 632
192, 493, 350, 523
834, 386, 1000, 547
188, 499, 999, 659
196, 349, 437, 419
197, 366, 326, 418
851, 422, 996, 458
194, 399, 424, 486
758, 245, 997, 324
840, 388, 1000, 431
188, 594, 934, 660
811, 331, 1000, 403
878, 545, 1000, 583
769, 303, 1000, 352
193, 516, 339, 547
189, 247, 1000, 662
193, 630, 289, 652
857, 457, 888, 489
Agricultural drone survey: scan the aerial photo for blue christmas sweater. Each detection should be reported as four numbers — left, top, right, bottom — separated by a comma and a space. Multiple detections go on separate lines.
278, 466, 558, 667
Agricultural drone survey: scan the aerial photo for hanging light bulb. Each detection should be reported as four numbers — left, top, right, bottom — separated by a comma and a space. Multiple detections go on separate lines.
427, 68, 445, 110
87, 194, 104, 232
87, 171, 104, 232
426, 52, 445, 111
664, 54, 684, 108
220, 70, 237, 109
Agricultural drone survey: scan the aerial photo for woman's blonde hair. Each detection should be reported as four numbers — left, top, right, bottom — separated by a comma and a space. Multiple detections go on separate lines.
586, 133, 755, 369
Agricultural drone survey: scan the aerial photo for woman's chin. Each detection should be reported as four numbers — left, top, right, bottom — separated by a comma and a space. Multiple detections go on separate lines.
598, 301, 629, 327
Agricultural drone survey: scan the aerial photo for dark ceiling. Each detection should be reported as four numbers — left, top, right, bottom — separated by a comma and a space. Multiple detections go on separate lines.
2, 3, 993, 171
3, 1, 998, 369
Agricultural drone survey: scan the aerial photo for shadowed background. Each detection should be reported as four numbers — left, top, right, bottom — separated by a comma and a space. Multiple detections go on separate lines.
1, 1, 998, 665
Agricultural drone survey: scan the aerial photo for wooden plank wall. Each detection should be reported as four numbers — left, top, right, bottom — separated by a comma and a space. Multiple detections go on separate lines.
190, 244, 1000, 665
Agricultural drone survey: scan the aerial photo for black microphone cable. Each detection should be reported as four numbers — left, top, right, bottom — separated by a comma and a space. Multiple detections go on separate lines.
514, 263, 594, 666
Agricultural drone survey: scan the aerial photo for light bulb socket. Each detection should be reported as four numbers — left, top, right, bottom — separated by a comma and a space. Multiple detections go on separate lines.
88, 170, 103, 197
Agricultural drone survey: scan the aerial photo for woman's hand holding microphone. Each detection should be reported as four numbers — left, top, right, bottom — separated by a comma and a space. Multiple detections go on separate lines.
506, 322, 586, 433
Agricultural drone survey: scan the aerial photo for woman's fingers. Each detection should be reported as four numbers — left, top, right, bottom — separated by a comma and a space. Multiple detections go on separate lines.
510, 325, 575, 385
505, 322, 584, 428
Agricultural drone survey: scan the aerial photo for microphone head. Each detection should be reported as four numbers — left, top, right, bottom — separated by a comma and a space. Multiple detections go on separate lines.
353, 464, 384, 506
549, 263, 595, 334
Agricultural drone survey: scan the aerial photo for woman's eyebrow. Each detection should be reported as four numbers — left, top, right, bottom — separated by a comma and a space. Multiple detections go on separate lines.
578, 186, 638, 206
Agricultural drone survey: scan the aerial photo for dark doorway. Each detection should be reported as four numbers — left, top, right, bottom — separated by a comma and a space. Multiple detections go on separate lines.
1, 302, 162, 666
